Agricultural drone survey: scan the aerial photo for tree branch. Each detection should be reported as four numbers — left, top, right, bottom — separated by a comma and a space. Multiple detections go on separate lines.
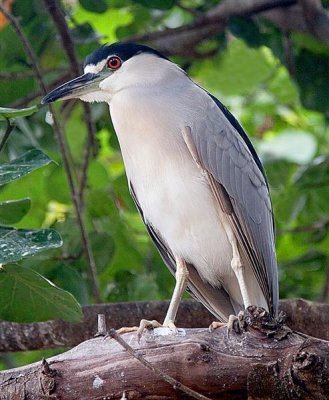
0, 119, 16, 153
299, 0, 329, 45
0, 68, 65, 80
126, 0, 328, 57
0, 299, 328, 353
9, 71, 72, 108
277, 219, 329, 235
42, 0, 97, 201
42, 0, 80, 75
42, 0, 100, 301
1, 306, 328, 399
109, 328, 212, 400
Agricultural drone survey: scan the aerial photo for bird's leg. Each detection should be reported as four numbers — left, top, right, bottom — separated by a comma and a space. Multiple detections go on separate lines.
135, 256, 189, 338
163, 256, 189, 328
229, 236, 252, 309
209, 232, 250, 335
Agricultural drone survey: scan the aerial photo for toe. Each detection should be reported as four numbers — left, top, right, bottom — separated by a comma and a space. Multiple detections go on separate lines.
117, 326, 139, 335
137, 319, 162, 341
209, 321, 226, 332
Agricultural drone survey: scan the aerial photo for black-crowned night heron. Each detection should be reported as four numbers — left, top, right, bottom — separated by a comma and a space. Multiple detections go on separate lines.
42, 42, 278, 333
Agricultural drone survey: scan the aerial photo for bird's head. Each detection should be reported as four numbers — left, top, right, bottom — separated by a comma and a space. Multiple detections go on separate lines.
41, 42, 175, 105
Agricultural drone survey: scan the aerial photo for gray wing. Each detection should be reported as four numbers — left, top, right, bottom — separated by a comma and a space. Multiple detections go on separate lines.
129, 183, 239, 322
186, 94, 279, 317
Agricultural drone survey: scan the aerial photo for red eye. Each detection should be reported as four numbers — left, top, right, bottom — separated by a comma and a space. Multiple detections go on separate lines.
107, 56, 122, 70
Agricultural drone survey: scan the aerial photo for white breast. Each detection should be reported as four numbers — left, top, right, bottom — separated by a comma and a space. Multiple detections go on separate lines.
109, 83, 244, 305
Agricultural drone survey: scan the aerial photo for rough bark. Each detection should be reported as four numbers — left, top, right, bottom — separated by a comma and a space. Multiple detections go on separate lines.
1, 298, 329, 353
0, 306, 329, 400
127, 0, 329, 56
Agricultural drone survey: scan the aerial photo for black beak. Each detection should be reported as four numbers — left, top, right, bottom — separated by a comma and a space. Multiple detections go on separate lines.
41, 72, 103, 104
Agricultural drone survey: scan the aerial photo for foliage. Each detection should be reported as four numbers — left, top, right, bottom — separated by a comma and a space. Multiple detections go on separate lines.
0, 111, 82, 324
0, 0, 328, 368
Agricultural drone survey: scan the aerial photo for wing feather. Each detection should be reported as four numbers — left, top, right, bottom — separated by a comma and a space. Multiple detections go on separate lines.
186, 95, 279, 316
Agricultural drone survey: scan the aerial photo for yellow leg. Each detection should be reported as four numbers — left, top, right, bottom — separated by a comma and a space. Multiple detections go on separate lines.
229, 237, 252, 309
163, 256, 189, 327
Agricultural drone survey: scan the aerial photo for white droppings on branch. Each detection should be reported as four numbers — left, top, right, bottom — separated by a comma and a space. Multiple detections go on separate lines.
92, 374, 104, 389
152, 327, 187, 337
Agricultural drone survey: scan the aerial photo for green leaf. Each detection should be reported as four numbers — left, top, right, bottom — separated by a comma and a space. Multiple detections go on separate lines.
293, 156, 329, 189
268, 67, 298, 104
91, 232, 115, 272
79, 0, 108, 13
74, 6, 133, 45
133, 0, 175, 9
295, 49, 329, 113
0, 105, 39, 119
0, 149, 52, 186
0, 226, 63, 264
229, 16, 264, 48
49, 263, 89, 305
190, 39, 274, 96
0, 265, 82, 322
0, 198, 31, 225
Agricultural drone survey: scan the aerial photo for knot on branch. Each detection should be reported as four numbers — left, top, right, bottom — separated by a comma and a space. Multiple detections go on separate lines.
293, 351, 320, 371
40, 358, 57, 396
289, 348, 329, 398
244, 305, 292, 340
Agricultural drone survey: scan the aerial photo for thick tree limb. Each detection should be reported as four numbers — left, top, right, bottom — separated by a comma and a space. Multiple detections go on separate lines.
127, 0, 329, 56
0, 306, 328, 399
0, 299, 328, 353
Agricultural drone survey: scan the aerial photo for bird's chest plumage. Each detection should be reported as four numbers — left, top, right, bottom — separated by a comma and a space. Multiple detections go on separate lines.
109, 89, 234, 284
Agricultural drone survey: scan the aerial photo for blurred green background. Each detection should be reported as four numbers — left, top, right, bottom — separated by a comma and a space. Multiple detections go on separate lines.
0, 0, 328, 368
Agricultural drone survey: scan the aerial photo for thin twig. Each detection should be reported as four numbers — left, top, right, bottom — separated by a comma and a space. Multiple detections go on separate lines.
109, 328, 212, 400
0, 5, 46, 93
176, 1, 201, 18
0, 68, 66, 80
78, 104, 96, 206
42, 0, 80, 75
0, 119, 16, 153
10, 71, 72, 108
10, 90, 43, 108
277, 219, 329, 235
0, 4, 101, 302
282, 32, 295, 77
42, 0, 97, 209
95, 314, 107, 336
125, 0, 329, 54
51, 112, 101, 302
126, 0, 297, 45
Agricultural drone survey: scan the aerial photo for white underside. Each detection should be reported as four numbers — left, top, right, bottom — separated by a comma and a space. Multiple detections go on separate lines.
109, 82, 267, 310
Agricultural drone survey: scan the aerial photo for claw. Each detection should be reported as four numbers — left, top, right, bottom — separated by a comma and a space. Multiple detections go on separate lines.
227, 314, 240, 336
137, 319, 162, 341
116, 326, 139, 335
209, 321, 226, 332
209, 311, 246, 336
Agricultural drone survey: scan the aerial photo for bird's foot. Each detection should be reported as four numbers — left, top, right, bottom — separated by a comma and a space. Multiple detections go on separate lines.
137, 319, 178, 341
117, 319, 178, 342
116, 326, 140, 334
137, 319, 163, 340
209, 311, 246, 335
